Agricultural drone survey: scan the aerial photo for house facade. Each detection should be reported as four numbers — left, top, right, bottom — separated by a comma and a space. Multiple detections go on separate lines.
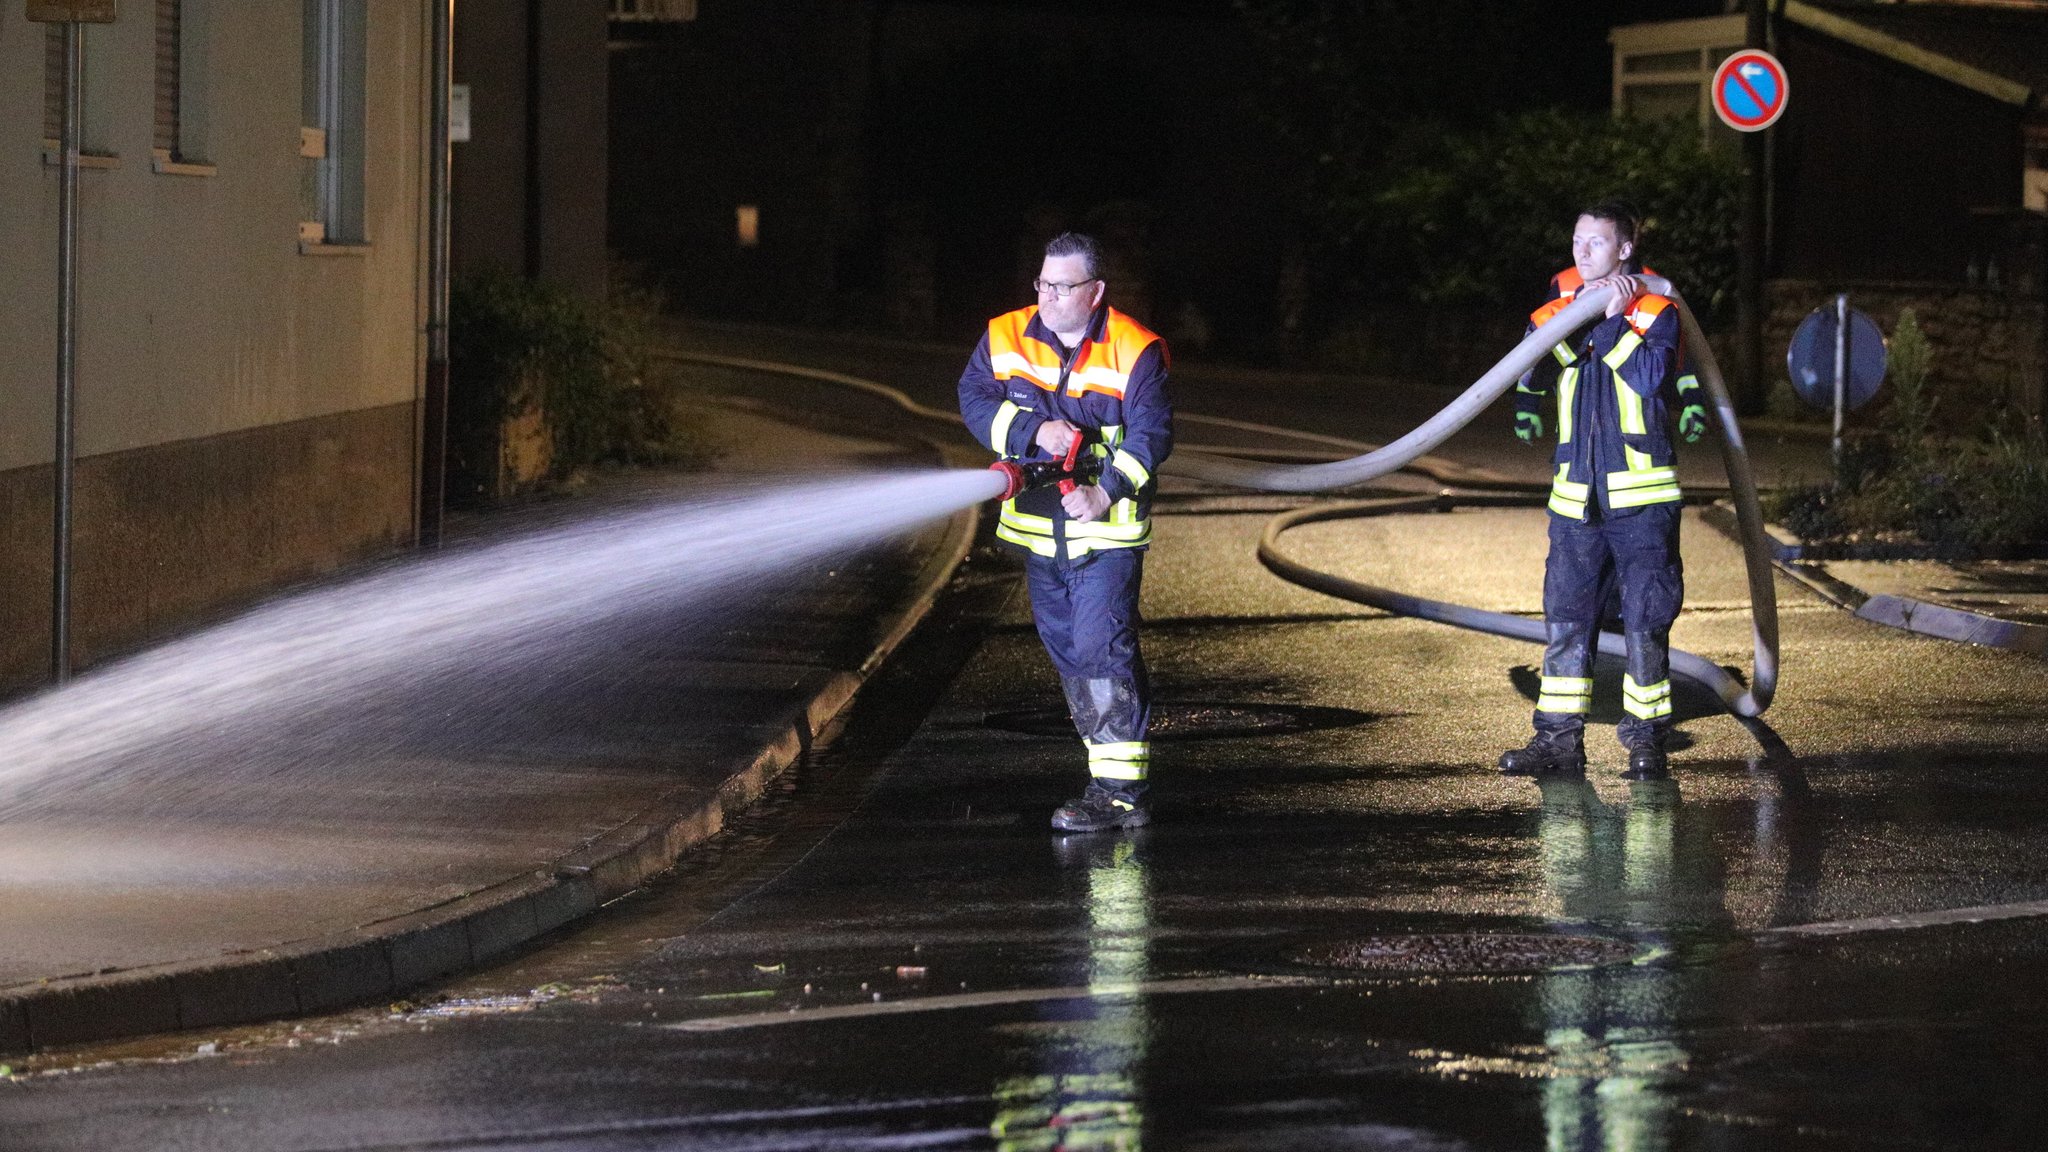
1611, 1, 2047, 419
0, 2, 431, 689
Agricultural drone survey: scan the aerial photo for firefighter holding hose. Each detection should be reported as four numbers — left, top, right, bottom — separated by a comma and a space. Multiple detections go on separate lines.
1501, 201, 1708, 779
960, 232, 1173, 832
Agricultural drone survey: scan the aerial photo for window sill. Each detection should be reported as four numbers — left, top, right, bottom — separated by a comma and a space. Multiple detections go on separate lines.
40, 146, 120, 170
152, 149, 216, 177
299, 241, 371, 257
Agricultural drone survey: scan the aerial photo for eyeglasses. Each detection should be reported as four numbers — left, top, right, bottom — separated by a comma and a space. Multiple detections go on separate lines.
1032, 278, 1098, 299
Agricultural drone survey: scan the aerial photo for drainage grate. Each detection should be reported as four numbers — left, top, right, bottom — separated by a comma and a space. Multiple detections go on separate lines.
983, 702, 1375, 741
1294, 934, 1638, 974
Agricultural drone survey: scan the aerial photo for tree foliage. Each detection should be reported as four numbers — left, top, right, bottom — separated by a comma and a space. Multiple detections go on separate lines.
1369, 110, 1741, 313
1233, 0, 1740, 319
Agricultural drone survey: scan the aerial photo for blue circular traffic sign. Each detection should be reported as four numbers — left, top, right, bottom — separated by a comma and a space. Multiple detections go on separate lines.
1713, 50, 1789, 132
1787, 305, 1887, 412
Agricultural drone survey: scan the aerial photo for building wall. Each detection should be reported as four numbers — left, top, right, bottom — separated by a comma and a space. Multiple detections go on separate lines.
453, 0, 609, 302
1767, 278, 2046, 426
607, 1, 1287, 354
1772, 24, 2025, 282
0, 3, 426, 690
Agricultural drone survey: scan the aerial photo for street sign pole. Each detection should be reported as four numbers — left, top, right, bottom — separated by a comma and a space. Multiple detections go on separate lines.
1832, 293, 1848, 472
30, 2, 119, 683
52, 19, 81, 683
420, 0, 452, 548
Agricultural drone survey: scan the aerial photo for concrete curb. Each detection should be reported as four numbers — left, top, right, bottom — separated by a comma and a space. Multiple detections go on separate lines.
1852, 594, 2048, 657
1698, 501, 2048, 659
0, 501, 982, 1057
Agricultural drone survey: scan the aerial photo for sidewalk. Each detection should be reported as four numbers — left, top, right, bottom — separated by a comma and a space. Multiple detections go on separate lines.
0, 401, 983, 1056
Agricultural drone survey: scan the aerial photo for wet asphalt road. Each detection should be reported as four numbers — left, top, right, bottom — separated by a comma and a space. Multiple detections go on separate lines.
4, 346, 2048, 1148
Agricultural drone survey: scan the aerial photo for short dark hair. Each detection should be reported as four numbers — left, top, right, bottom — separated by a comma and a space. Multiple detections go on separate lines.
1577, 199, 1641, 249
1043, 232, 1102, 281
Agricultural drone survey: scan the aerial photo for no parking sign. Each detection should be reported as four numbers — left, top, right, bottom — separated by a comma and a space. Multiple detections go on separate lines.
1713, 49, 1789, 132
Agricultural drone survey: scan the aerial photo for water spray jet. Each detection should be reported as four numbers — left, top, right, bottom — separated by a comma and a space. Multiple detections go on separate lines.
0, 468, 1008, 820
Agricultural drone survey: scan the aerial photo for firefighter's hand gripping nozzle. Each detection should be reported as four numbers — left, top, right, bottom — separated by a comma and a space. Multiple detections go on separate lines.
989, 433, 1100, 502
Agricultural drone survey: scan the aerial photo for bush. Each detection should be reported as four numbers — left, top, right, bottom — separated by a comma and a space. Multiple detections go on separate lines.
449, 269, 684, 502
1767, 309, 2048, 555
1368, 110, 1740, 314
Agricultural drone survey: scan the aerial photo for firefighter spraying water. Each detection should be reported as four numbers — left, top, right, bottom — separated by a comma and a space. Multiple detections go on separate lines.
959, 231, 1173, 834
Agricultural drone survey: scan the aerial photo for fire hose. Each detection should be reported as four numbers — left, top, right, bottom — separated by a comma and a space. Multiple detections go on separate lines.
1159, 280, 1780, 719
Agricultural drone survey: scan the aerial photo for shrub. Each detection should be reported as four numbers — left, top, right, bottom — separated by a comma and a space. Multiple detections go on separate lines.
1766, 311, 2048, 556
449, 269, 684, 503
1360, 109, 1740, 314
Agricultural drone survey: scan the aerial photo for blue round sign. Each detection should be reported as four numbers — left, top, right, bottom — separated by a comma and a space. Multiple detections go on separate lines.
1713, 50, 1789, 132
1787, 306, 1887, 411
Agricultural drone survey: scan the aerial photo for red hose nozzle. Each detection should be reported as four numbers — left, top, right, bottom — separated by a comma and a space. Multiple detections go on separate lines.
987, 434, 1098, 502
989, 459, 1028, 501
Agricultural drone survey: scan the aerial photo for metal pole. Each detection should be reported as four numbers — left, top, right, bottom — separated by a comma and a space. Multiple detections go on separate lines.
1832, 292, 1848, 472
52, 20, 82, 684
1736, 0, 1769, 416
421, 0, 452, 547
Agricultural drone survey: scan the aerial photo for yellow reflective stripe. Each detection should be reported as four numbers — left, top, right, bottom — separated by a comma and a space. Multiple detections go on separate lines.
995, 522, 1056, 556
1538, 674, 1593, 714
1557, 366, 1579, 445
1066, 517, 1149, 542
1086, 740, 1150, 781
1624, 676, 1673, 719
1551, 342, 1577, 367
1607, 461, 1682, 508
1625, 445, 1654, 472
1608, 463, 1682, 508
1065, 533, 1149, 560
1603, 330, 1644, 373
989, 400, 1023, 453
1675, 372, 1701, 395
1100, 424, 1124, 446
1549, 463, 1589, 520
1616, 377, 1648, 435
999, 500, 1055, 530
1609, 484, 1682, 509
1608, 467, 1678, 491
1086, 741, 1148, 759
1111, 449, 1151, 490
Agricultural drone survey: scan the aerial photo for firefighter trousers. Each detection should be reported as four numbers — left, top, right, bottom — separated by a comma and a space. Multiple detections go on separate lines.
1535, 502, 1684, 750
1026, 548, 1150, 785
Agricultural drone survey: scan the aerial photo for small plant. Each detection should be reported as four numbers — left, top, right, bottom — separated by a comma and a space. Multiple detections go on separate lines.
1765, 310, 2048, 556
1884, 308, 1934, 449
449, 269, 694, 503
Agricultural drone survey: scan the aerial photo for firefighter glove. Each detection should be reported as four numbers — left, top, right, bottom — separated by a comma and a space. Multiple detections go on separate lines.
1678, 403, 1709, 443
1514, 410, 1544, 444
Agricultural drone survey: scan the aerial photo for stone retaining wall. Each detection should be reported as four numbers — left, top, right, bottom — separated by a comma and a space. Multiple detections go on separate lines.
1766, 280, 2047, 426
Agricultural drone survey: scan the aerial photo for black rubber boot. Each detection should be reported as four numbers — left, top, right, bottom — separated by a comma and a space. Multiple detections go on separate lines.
1499, 730, 1587, 776
1621, 743, 1670, 780
1051, 782, 1150, 833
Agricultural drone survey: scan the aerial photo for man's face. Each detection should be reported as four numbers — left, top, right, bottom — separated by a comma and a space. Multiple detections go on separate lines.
1572, 215, 1633, 283
1035, 253, 1103, 334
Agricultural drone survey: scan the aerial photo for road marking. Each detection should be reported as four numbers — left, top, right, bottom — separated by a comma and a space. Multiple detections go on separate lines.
669, 975, 1321, 1032
1765, 898, 2048, 939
